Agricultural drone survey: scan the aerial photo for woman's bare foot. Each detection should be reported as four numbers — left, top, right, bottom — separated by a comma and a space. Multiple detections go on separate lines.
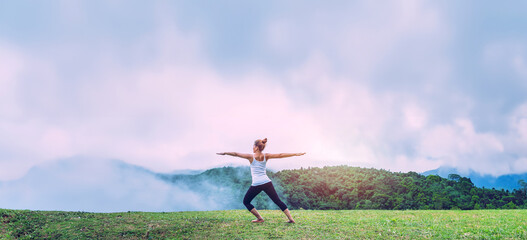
249, 208, 264, 223
283, 209, 295, 223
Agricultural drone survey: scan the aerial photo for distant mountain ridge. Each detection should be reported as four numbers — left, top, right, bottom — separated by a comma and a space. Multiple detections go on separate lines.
3, 158, 526, 212
423, 166, 527, 190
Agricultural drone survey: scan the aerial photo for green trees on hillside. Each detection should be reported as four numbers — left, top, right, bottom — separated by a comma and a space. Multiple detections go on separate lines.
161, 166, 526, 210
274, 166, 527, 210
157, 167, 287, 210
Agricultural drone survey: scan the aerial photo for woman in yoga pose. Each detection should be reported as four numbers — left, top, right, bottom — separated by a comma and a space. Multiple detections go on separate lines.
217, 138, 305, 223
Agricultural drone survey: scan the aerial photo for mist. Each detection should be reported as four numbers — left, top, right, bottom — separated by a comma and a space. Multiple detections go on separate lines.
0, 157, 266, 212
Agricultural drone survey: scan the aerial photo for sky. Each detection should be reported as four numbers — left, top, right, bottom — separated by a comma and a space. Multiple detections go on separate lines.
2, 1, 527, 181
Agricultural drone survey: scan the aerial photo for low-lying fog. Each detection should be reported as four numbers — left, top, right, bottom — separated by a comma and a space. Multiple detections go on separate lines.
0, 158, 256, 212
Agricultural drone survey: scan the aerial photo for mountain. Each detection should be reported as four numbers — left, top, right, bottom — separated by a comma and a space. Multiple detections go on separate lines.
276, 165, 526, 210
165, 169, 205, 175
423, 166, 527, 190
3, 160, 526, 212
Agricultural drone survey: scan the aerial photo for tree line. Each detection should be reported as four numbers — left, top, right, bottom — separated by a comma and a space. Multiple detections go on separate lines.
160, 165, 527, 210
274, 166, 527, 210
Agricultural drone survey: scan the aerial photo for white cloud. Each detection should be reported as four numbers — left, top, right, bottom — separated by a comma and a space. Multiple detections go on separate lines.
507, 103, 527, 156
0, 158, 223, 212
0, 43, 24, 118
0, 26, 329, 179
0, 44, 75, 180
403, 103, 428, 130
512, 158, 527, 174
417, 118, 505, 175
2, 0, 527, 183
483, 41, 527, 85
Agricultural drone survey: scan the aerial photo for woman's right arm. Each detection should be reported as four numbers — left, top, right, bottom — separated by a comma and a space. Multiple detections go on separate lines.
266, 152, 306, 159
217, 152, 252, 161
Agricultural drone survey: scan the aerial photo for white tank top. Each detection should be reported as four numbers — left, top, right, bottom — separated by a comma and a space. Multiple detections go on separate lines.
250, 154, 272, 186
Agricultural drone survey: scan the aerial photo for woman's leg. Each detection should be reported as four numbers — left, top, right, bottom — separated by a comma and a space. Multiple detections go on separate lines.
261, 182, 288, 211
243, 186, 264, 222
262, 182, 295, 223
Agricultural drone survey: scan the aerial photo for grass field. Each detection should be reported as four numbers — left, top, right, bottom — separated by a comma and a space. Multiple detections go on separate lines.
1, 208, 526, 239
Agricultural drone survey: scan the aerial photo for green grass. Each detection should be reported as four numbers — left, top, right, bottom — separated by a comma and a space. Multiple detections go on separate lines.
1, 209, 526, 239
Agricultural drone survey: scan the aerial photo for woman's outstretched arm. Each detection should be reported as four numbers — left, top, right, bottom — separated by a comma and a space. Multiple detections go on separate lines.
217, 152, 252, 161
266, 152, 306, 159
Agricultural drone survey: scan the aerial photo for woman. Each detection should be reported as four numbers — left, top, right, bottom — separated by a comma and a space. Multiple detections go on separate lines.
217, 138, 305, 223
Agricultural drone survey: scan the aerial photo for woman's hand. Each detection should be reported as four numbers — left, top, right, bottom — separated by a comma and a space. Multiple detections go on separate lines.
297, 152, 306, 156
216, 152, 226, 155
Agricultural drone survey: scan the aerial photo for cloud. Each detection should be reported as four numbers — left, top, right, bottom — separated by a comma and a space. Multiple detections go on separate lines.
1, 0, 527, 182
419, 119, 503, 158
0, 158, 224, 212
417, 119, 504, 173
0, 43, 26, 119
507, 103, 527, 156
0, 43, 75, 180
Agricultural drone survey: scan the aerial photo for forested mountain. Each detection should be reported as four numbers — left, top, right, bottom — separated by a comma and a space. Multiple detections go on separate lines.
3, 158, 525, 212
160, 165, 527, 210
156, 167, 287, 210
423, 166, 527, 191
275, 166, 527, 210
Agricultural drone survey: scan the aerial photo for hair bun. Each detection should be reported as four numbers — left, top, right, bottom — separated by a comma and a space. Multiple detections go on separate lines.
262, 138, 267, 144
